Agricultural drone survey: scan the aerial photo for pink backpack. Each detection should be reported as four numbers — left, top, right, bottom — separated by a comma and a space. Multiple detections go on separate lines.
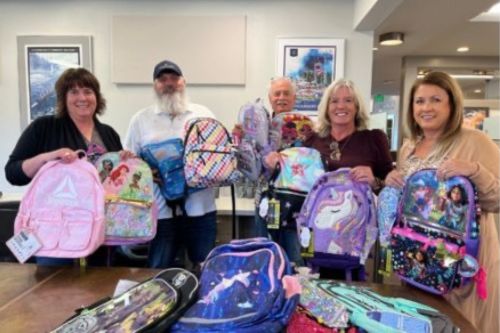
14, 158, 105, 258
95, 152, 157, 245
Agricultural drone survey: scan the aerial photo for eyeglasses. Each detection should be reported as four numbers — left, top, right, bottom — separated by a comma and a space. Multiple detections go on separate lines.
330, 141, 341, 161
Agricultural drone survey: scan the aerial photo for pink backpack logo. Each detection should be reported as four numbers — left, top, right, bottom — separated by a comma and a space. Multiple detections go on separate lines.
95, 152, 157, 245
14, 158, 105, 258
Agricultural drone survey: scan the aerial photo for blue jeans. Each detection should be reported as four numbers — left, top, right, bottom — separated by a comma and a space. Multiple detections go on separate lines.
148, 211, 217, 269
253, 208, 270, 238
269, 228, 304, 267
255, 207, 303, 266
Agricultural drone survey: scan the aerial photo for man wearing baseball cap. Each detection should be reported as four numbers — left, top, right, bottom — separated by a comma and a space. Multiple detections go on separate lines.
125, 60, 217, 269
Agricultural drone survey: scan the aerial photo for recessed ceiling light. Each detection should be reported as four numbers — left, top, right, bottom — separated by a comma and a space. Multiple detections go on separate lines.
474, 89, 482, 93
457, 46, 470, 52
379, 32, 405, 46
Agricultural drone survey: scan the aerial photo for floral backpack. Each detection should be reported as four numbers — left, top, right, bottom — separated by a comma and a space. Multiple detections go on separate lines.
381, 169, 485, 298
95, 152, 157, 245
259, 147, 325, 231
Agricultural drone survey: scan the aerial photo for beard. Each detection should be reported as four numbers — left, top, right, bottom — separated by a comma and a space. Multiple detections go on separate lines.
156, 89, 188, 116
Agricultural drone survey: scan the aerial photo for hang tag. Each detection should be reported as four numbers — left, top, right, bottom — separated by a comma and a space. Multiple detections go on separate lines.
377, 246, 393, 277
300, 228, 314, 258
6, 230, 42, 263
266, 198, 280, 230
259, 197, 269, 218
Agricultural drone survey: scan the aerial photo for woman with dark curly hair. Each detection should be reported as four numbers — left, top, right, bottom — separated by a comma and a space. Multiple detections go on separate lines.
4, 67, 129, 266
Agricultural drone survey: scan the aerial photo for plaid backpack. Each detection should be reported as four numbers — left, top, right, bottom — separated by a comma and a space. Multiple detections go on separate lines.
386, 169, 485, 298
14, 156, 105, 258
296, 168, 377, 280
95, 152, 157, 245
269, 112, 314, 152
172, 238, 300, 333
184, 117, 241, 188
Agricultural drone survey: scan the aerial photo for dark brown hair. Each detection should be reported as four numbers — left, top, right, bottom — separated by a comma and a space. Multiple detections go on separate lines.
406, 71, 463, 142
54, 67, 106, 118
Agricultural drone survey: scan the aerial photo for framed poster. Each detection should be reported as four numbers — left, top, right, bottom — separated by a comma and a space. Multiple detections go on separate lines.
17, 35, 93, 129
276, 38, 345, 113
463, 107, 489, 130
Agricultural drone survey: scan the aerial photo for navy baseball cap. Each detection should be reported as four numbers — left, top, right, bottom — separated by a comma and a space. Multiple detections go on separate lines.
153, 60, 182, 79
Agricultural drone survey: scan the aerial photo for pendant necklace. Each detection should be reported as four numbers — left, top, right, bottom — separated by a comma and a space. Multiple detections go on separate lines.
329, 133, 354, 161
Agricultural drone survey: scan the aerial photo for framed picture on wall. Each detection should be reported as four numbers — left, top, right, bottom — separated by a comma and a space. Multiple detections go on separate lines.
463, 107, 489, 130
276, 38, 345, 113
17, 35, 93, 129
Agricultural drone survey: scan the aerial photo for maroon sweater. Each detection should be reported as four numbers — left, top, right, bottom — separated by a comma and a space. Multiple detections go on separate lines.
304, 129, 393, 180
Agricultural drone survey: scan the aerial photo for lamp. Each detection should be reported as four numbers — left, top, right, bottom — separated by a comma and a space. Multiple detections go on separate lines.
379, 32, 405, 46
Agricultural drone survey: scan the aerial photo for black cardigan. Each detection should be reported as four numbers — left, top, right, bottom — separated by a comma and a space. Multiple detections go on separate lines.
5, 115, 123, 186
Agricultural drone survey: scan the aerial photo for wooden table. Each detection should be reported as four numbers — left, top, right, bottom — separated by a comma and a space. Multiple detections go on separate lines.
0, 263, 477, 333
0, 263, 159, 332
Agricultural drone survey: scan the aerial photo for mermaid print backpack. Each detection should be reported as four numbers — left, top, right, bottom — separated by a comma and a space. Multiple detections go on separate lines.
95, 152, 157, 245
386, 169, 485, 297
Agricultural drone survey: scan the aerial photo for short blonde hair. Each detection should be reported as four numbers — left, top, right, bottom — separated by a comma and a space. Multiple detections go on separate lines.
316, 79, 369, 137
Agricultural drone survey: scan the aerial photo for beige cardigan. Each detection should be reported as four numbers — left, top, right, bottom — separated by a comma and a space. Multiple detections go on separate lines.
397, 127, 499, 333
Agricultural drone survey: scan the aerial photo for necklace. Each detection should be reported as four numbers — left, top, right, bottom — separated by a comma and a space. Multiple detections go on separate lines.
329, 133, 354, 161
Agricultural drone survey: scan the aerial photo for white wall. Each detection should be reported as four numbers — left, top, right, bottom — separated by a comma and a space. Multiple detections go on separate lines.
0, 0, 374, 194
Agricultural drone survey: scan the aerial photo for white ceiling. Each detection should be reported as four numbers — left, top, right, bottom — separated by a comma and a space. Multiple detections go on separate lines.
365, 0, 499, 96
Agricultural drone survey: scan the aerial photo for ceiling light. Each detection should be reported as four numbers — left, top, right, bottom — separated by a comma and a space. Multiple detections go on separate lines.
417, 73, 494, 80
457, 46, 469, 52
379, 32, 404, 46
451, 74, 494, 79
373, 47, 378, 51
474, 89, 482, 93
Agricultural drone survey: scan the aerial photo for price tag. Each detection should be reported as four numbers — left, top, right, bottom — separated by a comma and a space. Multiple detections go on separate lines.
6, 230, 42, 263
266, 198, 280, 230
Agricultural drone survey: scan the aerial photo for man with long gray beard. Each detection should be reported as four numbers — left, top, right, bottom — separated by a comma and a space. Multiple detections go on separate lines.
125, 60, 217, 269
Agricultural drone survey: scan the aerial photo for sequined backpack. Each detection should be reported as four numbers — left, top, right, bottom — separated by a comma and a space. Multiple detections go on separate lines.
387, 169, 485, 298
235, 98, 270, 181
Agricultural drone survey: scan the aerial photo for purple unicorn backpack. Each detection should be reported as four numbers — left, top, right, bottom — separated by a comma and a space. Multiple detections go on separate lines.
172, 238, 300, 333
296, 168, 377, 281
95, 152, 157, 245
389, 169, 485, 298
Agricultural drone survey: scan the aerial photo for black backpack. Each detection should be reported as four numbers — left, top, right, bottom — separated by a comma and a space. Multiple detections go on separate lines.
50, 268, 198, 333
